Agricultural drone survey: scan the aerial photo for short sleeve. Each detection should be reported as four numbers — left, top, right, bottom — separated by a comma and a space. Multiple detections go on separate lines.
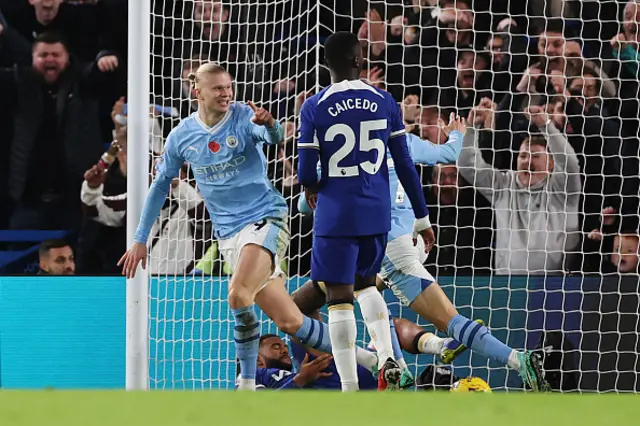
388, 95, 406, 140
155, 132, 183, 179
297, 98, 319, 150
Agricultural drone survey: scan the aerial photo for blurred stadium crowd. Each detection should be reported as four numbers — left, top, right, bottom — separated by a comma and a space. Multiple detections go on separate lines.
0, 0, 638, 278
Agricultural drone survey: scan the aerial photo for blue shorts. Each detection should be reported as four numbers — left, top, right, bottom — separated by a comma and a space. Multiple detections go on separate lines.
311, 234, 388, 284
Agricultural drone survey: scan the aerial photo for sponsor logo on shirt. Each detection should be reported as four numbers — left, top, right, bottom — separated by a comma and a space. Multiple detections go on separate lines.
192, 156, 247, 181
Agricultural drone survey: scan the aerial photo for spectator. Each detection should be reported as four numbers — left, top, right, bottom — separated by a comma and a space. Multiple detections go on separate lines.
0, 32, 121, 230
0, 0, 118, 63
75, 126, 127, 274
418, 0, 476, 102
38, 238, 75, 275
175, 57, 204, 119
110, 96, 165, 155
415, 103, 449, 145
458, 105, 581, 275
586, 207, 640, 274
77, 122, 209, 275
358, 7, 421, 101
0, 9, 32, 66
158, 1, 246, 103
439, 48, 492, 117
485, 18, 530, 98
425, 164, 493, 276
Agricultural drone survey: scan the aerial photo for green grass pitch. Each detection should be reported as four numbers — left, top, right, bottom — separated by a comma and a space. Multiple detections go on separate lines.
1, 391, 638, 426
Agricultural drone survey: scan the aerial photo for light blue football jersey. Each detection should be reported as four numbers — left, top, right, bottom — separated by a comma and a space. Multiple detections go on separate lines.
387, 131, 463, 241
134, 102, 287, 242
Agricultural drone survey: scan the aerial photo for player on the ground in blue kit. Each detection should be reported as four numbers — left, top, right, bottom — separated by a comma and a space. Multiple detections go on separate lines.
296, 32, 434, 391
118, 62, 373, 392
297, 113, 550, 392
253, 317, 468, 390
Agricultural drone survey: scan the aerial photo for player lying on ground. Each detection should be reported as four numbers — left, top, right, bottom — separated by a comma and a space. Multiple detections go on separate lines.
118, 62, 363, 391
296, 31, 434, 391
297, 121, 549, 392
251, 315, 464, 390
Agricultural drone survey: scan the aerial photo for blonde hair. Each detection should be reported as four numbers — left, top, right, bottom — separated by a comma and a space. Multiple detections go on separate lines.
187, 62, 228, 90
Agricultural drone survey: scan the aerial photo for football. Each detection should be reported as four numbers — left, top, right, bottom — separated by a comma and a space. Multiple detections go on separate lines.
450, 377, 492, 393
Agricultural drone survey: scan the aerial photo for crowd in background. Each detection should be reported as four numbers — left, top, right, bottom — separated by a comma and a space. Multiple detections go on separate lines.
0, 0, 638, 278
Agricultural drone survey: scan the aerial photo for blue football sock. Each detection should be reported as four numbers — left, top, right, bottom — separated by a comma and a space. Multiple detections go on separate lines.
389, 314, 405, 364
447, 314, 512, 365
232, 305, 260, 380
293, 315, 333, 353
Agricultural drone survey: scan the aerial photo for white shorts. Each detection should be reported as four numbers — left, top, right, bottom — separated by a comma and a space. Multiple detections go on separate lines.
378, 234, 435, 306
218, 218, 290, 284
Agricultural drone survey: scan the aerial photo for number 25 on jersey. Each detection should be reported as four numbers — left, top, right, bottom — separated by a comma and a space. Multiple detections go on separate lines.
325, 119, 387, 178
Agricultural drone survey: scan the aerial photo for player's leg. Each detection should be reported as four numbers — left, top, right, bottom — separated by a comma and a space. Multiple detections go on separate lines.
374, 274, 410, 372
290, 279, 326, 315
254, 275, 336, 356
312, 235, 360, 392
289, 279, 380, 372
224, 243, 271, 390
355, 233, 402, 390
219, 218, 288, 390
385, 235, 549, 391
393, 317, 452, 356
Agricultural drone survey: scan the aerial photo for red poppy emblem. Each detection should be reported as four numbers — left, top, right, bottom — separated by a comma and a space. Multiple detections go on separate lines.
208, 140, 221, 153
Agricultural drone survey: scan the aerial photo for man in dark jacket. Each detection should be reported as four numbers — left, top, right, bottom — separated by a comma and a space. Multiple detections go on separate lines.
0, 32, 122, 230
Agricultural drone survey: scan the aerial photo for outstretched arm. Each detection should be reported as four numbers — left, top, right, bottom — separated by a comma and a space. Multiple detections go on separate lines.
408, 130, 464, 165
543, 121, 581, 202
456, 127, 508, 204
133, 137, 184, 244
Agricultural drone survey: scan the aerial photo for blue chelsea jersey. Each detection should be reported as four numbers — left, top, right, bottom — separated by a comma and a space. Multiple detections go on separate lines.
296, 80, 408, 237
298, 132, 464, 241
143, 103, 287, 241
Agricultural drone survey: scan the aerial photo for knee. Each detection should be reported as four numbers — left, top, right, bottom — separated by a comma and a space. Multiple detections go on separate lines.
228, 286, 254, 310
276, 316, 303, 336
325, 285, 354, 305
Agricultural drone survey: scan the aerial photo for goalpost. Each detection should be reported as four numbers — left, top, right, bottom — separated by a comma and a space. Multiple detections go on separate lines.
127, 0, 640, 392
126, 0, 151, 391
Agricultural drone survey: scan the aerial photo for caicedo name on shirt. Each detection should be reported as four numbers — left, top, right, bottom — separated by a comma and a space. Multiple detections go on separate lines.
327, 98, 379, 117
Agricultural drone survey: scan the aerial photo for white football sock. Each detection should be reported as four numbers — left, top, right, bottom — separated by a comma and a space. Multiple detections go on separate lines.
356, 287, 394, 368
328, 304, 359, 392
236, 378, 256, 390
507, 350, 521, 370
418, 332, 447, 354
355, 347, 378, 372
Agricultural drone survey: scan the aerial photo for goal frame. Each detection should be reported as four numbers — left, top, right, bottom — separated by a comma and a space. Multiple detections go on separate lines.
126, 0, 151, 391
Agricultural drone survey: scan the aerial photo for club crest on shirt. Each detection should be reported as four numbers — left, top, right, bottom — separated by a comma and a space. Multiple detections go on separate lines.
208, 140, 221, 153
226, 135, 238, 148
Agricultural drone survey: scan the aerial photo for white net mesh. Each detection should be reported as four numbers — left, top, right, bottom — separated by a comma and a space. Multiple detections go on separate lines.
147, 0, 640, 392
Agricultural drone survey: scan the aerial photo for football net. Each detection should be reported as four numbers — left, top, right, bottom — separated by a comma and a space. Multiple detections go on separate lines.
146, 0, 640, 392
